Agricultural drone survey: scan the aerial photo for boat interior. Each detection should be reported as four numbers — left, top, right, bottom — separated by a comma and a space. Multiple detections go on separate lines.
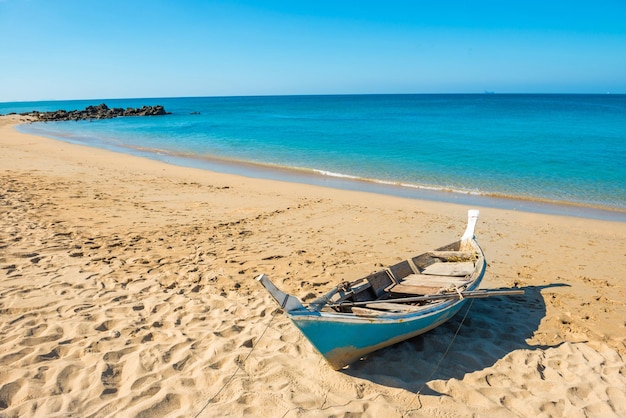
321, 240, 483, 315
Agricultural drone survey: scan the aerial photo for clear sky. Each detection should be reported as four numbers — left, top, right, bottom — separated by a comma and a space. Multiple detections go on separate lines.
1, 0, 626, 101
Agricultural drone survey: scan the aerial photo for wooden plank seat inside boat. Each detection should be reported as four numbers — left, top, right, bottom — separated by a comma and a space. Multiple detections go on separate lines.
352, 307, 398, 317
401, 274, 470, 287
421, 261, 475, 276
352, 302, 429, 317
362, 302, 426, 312
386, 272, 471, 296
387, 283, 444, 296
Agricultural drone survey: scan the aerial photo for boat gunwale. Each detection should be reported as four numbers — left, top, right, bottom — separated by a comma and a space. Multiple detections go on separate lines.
287, 236, 486, 323
287, 296, 469, 323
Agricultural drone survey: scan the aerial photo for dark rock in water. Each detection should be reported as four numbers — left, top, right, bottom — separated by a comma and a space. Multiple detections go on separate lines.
16, 103, 171, 121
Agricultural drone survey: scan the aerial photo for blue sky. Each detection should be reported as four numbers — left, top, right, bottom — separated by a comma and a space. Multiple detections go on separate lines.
1, 0, 625, 101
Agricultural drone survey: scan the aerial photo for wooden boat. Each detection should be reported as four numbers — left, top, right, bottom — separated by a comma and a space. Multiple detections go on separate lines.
256, 210, 522, 370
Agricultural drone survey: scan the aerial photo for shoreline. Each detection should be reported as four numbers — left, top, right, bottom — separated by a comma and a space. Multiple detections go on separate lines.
136, 149, 626, 222
2, 113, 626, 417
16, 120, 626, 223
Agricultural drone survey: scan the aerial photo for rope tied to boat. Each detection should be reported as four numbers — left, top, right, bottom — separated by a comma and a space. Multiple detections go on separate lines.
307, 281, 352, 311
403, 298, 475, 416
194, 307, 278, 417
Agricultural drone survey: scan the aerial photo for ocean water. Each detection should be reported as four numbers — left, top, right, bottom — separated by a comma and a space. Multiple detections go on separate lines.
2, 94, 625, 220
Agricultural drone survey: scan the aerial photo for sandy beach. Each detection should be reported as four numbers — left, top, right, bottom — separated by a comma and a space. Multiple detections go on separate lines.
1, 114, 625, 417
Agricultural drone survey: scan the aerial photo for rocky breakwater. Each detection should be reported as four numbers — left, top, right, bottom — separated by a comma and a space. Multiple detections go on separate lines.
18, 103, 170, 122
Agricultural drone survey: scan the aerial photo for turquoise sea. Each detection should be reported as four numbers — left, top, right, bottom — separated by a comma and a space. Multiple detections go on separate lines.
2, 95, 625, 221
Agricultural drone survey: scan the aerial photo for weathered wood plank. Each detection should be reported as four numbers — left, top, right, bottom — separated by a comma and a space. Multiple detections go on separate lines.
363, 302, 425, 312
428, 251, 475, 261
421, 261, 475, 277
352, 307, 392, 317
388, 284, 443, 295
401, 274, 470, 287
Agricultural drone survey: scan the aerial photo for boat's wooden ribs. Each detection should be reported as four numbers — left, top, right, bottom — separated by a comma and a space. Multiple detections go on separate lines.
364, 270, 396, 297
342, 240, 478, 308
388, 260, 416, 280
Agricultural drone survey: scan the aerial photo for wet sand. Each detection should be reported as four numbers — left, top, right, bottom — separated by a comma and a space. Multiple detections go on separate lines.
1, 114, 625, 417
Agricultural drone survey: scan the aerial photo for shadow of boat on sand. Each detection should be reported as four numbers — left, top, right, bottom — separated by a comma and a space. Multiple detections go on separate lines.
342, 284, 569, 394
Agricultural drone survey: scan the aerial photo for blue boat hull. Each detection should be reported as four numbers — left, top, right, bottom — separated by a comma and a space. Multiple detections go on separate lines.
257, 210, 488, 370
289, 279, 481, 369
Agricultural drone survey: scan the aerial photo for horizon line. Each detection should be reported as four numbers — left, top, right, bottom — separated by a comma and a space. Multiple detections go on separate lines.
1, 91, 623, 105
